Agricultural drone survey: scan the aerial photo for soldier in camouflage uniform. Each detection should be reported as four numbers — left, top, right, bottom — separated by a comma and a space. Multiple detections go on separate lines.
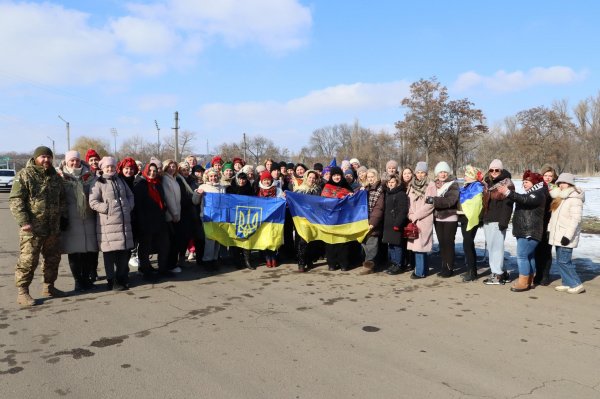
9, 146, 68, 306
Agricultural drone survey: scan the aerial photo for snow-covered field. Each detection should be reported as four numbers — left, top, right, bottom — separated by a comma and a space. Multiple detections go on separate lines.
446, 176, 600, 276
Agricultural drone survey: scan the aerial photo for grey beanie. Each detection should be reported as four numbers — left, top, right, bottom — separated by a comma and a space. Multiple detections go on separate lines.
415, 161, 428, 173
556, 172, 575, 186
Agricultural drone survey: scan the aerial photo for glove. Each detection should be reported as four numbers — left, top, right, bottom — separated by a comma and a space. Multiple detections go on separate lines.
60, 216, 69, 232
560, 236, 570, 246
425, 196, 434, 204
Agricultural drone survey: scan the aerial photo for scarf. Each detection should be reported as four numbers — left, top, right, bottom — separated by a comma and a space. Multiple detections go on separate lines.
410, 176, 430, 200
258, 181, 278, 198
367, 182, 383, 213
142, 165, 165, 210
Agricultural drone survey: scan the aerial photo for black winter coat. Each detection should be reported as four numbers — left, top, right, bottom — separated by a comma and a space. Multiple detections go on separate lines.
132, 179, 168, 235
508, 182, 546, 241
482, 169, 514, 229
382, 186, 409, 245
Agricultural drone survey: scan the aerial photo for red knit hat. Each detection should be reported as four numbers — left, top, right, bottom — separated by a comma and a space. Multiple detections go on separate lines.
259, 170, 272, 182
85, 149, 100, 162
211, 156, 223, 166
117, 157, 139, 175
522, 170, 543, 185
232, 157, 245, 166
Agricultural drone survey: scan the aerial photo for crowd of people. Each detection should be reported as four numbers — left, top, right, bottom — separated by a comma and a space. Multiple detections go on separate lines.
9, 145, 588, 307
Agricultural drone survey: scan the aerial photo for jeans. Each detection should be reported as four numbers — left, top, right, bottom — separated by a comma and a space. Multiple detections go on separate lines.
555, 246, 582, 288
414, 252, 428, 277
483, 222, 507, 275
516, 237, 539, 276
388, 244, 403, 265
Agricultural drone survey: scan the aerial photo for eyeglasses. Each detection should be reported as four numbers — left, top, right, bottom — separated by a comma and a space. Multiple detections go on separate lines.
489, 169, 501, 173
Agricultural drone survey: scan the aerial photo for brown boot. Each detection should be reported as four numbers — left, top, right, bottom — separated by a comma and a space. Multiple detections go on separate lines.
527, 274, 535, 289
358, 261, 375, 275
17, 287, 36, 307
41, 283, 67, 298
510, 275, 530, 292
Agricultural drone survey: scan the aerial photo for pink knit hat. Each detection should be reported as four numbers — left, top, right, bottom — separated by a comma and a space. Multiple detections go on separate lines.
98, 156, 117, 169
488, 159, 503, 170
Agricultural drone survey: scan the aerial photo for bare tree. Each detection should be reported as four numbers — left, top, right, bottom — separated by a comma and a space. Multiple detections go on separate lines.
439, 98, 488, 175
396, 77, 448, 165
162, 130, 197, 160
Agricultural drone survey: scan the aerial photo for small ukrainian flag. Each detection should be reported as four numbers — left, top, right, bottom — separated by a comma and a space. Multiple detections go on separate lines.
286, 190, 370, 244
202, 193, 286, 251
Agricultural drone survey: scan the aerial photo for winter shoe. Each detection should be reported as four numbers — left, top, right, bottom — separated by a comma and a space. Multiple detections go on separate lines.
462, 270, 478, 282
41, 284, 67, 298
483, 273, 502, 285
499, 271, 511, 284
358, 261, 375, 275
17, 287, 36, 307
385, 263, 402, 275
510, 275, 530, 292
410, 272, 425, 279
437, 264, 453, 278
567, 284, 585, 294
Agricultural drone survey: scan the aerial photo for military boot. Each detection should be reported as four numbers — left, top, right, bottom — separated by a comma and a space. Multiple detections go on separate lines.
41, 283, 67, 298
17, 287, 36, 307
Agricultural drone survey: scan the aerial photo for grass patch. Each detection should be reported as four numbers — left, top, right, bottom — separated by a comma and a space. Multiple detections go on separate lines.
581, 216, 600, 234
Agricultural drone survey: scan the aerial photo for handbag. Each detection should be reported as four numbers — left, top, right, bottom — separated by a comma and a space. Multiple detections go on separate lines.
403, 222, 419, 239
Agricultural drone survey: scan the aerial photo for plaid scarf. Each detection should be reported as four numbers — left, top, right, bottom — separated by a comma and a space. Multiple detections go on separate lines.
367, 183, 383, 213
410, 177, 430, 200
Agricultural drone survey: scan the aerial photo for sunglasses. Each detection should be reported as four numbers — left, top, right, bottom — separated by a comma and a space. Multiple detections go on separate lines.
489, 169, 501, 173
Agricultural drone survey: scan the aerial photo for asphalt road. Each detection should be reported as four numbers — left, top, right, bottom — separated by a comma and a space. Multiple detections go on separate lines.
0, 192, 599, 398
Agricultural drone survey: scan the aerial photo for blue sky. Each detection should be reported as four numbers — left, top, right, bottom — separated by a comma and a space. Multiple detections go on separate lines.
0, 0, 596, 156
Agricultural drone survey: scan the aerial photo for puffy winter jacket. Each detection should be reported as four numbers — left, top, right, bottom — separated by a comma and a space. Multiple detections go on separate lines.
89, 174, 135, 252
547, 186, 584, 248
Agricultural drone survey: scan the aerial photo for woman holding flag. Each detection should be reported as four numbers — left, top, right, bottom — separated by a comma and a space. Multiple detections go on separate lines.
321, 167, 354, 271
193, 169, 226, 268
292, 169, 322, 272
458, 165, 485, 282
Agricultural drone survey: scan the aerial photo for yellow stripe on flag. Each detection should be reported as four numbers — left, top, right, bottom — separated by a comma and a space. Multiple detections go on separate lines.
292, 216, 370, 244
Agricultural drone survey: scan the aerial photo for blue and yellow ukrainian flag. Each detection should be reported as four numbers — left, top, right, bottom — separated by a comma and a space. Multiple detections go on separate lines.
202, 193, 286, 250
459, 182, 484, 231
286, 190, 370, 244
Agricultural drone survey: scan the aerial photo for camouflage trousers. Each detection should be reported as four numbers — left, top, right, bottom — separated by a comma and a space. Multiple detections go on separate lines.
15, 233, 61, 288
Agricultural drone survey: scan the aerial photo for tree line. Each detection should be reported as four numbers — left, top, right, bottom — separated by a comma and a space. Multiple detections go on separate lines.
4, 77, 600, 175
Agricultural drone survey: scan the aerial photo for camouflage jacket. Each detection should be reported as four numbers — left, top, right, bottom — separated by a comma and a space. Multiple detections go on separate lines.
9, 158, 66, 236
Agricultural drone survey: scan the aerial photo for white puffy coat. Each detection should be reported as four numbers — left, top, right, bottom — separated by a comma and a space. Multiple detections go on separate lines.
547, 186, 584, 248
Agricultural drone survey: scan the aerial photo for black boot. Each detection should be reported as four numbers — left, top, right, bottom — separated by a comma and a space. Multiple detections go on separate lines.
462, 267, 478, 282
437, 263, 453, 278
243, 250, 255, 270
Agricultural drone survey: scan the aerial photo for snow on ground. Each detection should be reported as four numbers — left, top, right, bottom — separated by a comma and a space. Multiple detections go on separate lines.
437, 176, 600, 277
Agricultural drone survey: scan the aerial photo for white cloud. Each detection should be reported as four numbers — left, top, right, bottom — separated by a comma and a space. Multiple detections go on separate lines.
0, 0, 312, 87
197, 80, 410, 129
453, 66, 587, 93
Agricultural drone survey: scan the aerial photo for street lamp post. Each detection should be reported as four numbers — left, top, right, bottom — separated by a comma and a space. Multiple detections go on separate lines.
58, 115, 70, 150
111, 128, 118, 156
46, 136, 56, 158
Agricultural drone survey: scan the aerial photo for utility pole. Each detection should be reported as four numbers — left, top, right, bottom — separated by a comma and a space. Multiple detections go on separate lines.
243, 132, 247, 161
154, 120, 161, 158
173, 111, 179, 162
206, 139, 209, 156
111, 128, 118, 156
58, 115, 70, 149
47, 136, 56, 158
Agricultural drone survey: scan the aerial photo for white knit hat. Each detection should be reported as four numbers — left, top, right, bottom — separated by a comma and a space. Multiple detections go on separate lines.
434, 161, 451, 175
